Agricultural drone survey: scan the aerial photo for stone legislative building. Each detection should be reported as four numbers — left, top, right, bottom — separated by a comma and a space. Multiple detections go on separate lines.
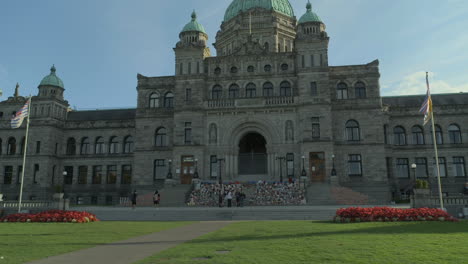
1, 0, 467, 205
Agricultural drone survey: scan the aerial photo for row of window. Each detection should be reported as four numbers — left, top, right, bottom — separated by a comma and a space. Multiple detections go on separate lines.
213, 63, 291, 76
0, 138, 42, 155
3, 164, 39, 185
336, 82, 367, 99
66, 136, 134, 155
394, 157, 466, 178
211, 81, 293, 99
148, 92, 174, 108
63, 165, 133, 185
389, 124, 463, 146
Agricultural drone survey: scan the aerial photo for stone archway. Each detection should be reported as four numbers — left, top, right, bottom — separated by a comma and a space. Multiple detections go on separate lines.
238, 132, 267, 175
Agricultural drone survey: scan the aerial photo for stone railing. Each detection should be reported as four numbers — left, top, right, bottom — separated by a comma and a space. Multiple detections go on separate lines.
207, 99, 235, 108
0, 199, 69, 213
264, 96, 295, 106
429, 196, 468, 206
206, 96, 296, 109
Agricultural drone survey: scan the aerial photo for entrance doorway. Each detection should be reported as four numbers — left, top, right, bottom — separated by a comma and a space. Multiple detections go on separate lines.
180, 156, 195, 184
238, 132, 267, 175
309, 152, 326, 182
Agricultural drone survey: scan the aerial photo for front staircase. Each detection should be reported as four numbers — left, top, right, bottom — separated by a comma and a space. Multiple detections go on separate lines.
306, 183, 373, 205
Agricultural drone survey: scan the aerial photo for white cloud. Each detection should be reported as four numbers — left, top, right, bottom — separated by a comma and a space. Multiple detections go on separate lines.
382, 71, 468, 96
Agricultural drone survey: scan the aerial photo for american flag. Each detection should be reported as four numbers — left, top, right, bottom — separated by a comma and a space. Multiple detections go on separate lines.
11, 98, 31, 129
419, 72, 432, 126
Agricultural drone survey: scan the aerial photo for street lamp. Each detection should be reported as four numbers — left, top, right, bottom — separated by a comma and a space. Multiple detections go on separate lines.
301, 155, 307, 177
276, 156, 286, 183
217, 158, 225, 207
166, 159, 173, 179
62, 171, 67, 210
331, 154, 337, 177
411, 163, 417, 182
194, 158, 199, 179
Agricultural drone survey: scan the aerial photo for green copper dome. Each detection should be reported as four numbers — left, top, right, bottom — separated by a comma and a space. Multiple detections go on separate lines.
298, 1, 322, 24
39, 65, 64, 88
181, 11, 207, 34
224, 0, 295, 22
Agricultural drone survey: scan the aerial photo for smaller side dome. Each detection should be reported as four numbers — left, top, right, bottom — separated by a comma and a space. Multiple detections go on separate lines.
39, 65, 64, 88
181, 10, 207, 34
298, 1, 322, 24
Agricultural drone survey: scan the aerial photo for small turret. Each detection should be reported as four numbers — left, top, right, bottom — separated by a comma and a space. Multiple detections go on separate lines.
38, 65, 65, 100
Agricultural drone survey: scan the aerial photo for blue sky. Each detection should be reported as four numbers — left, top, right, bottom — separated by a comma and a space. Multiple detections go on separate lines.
1, 0, 467, 109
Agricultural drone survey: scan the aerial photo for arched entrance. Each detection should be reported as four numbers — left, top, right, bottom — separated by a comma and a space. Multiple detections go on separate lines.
238, 132, 267, 175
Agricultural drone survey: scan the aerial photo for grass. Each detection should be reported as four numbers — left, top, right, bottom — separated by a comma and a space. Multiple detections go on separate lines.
138, 221, 468, 264
0, 221, 191, 264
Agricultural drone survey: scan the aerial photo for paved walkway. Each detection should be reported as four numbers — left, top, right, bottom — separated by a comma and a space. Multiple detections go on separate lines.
27, 221, 233, 264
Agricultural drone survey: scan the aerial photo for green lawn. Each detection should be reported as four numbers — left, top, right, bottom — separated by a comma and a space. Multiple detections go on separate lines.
138, 221, 468, 264
0, 221, 191, 264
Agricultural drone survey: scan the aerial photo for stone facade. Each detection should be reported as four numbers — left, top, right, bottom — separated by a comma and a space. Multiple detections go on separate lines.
1, 1, 467, 204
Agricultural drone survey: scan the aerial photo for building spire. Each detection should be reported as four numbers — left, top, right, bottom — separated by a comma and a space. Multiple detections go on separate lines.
14, 83, 19, 97
50, 64, 56, 74
306, 0, 312, 12
191, 10, 197, 21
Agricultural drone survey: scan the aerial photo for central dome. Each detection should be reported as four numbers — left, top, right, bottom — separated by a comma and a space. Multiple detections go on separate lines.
224, 0, 295, 22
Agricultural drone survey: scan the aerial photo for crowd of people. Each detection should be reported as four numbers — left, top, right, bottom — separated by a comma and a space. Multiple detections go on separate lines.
187, 181, 305, 207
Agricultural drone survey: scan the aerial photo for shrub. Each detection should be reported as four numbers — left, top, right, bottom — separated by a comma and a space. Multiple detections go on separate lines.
0, 210, 99, 223
335, 207, 457, 223
415, 180, 429, 189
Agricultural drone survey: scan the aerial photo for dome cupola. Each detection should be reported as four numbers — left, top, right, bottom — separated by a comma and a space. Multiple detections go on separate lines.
298, 0, 322, 24
181, 10, 207, 35
39, 65, 64, 89
224, 0, 294, 22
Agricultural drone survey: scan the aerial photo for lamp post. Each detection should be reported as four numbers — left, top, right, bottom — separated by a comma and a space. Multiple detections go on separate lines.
217, 158, 225, 207
276, 156, 286, 183
194, 158, 199, 179
331, 154, 337, 177
301, 156, 307, 177
411, 163, 417, 185
166, 159, 173, 179
62, 171, 67, 210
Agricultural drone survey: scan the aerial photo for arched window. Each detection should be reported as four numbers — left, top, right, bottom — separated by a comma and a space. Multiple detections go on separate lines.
281, 64, 289, 71
412, 126, 425, 145
229, 84, 240, 98
164, 92, 174, 108
80, 137, 90, 155
149, 93, 159, 108
263, 82, 274, 97
247, 66, 255, 73
431, 125, 443, 145
214, 67, 221, 75
448, 124, 462, 144
264, 64, 272, 72
264, 42, 269, 51
230, 66, 238, 74
346, 120, 360, 141
155, 128, 167, 147
337, 82, 348, 100
0, 138, 2, 155
355, 81, 367, 98
7, 137, 16, 155
209, 123, 217, 144
66, 138, 76, 155
280, 81, 292, 96
123, 136, 134, 153
95, 137, 105, 154
109, 136, 118, 154
212, 85, 222, 99
246, 83, 256, 98
394, 126, 406, 146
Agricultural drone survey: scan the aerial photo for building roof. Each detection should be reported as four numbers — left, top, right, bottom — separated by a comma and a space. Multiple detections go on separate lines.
67, 109, 136, 121
298, 1, 322, 24
39, 65, 64, 88
224, 0, 295, 22
181, 11, 207, 34
382, 93, 468, 108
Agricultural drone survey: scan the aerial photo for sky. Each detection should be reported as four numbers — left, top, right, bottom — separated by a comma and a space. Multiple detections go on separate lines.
1, 0, 467, 109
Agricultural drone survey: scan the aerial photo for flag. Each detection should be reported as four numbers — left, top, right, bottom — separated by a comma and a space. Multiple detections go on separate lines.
419, 72, 432, 125
11, 98, 30, 129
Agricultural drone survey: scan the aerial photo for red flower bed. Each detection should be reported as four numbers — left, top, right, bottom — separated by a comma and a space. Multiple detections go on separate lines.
0, 210, 99, 223
334, 207, 458, 223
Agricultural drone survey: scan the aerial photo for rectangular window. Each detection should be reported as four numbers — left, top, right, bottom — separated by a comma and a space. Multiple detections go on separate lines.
286, 153, 294, 178
301, 55, 305, 68
188, 62, 192, 74
348, 154, 362, 176
121, 165, 132, 184
396, 158, 409, 178
107, 165, 117, 184
415, 158, 428, 178
311, 54, 315, 67
310, 82, 318, 96
433, 157, 447, 177
179, 63, 183, 75
185, 122, 192, 144
210, 155, 218, 179
154, 160, 167, 180
311, 117, 320, 139
106, 195, 113, 205
55, 143, 58, 155
453, 157, 465, 177
17, 165, 23, 184
197, 62, 200, 74
384, 125, 388, 144
33, 164, 39, 184
78, 166, 88, 184
92, 166, 102, 184
185, 88, 192, 102
320, 54, 323, 66
36, 141, 41, 154
64, 166, 73, 184
4, 166, 13, 184
91, 196, 98, 205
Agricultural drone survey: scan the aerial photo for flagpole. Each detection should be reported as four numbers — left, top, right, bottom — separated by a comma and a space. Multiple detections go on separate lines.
18, 96, 32, 213
427, 72, 444, 210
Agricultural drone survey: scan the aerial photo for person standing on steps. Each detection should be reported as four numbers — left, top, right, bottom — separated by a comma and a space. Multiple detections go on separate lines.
131, 190, 137, 209
153, 190, 160, 207
226, 191, 233, 208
